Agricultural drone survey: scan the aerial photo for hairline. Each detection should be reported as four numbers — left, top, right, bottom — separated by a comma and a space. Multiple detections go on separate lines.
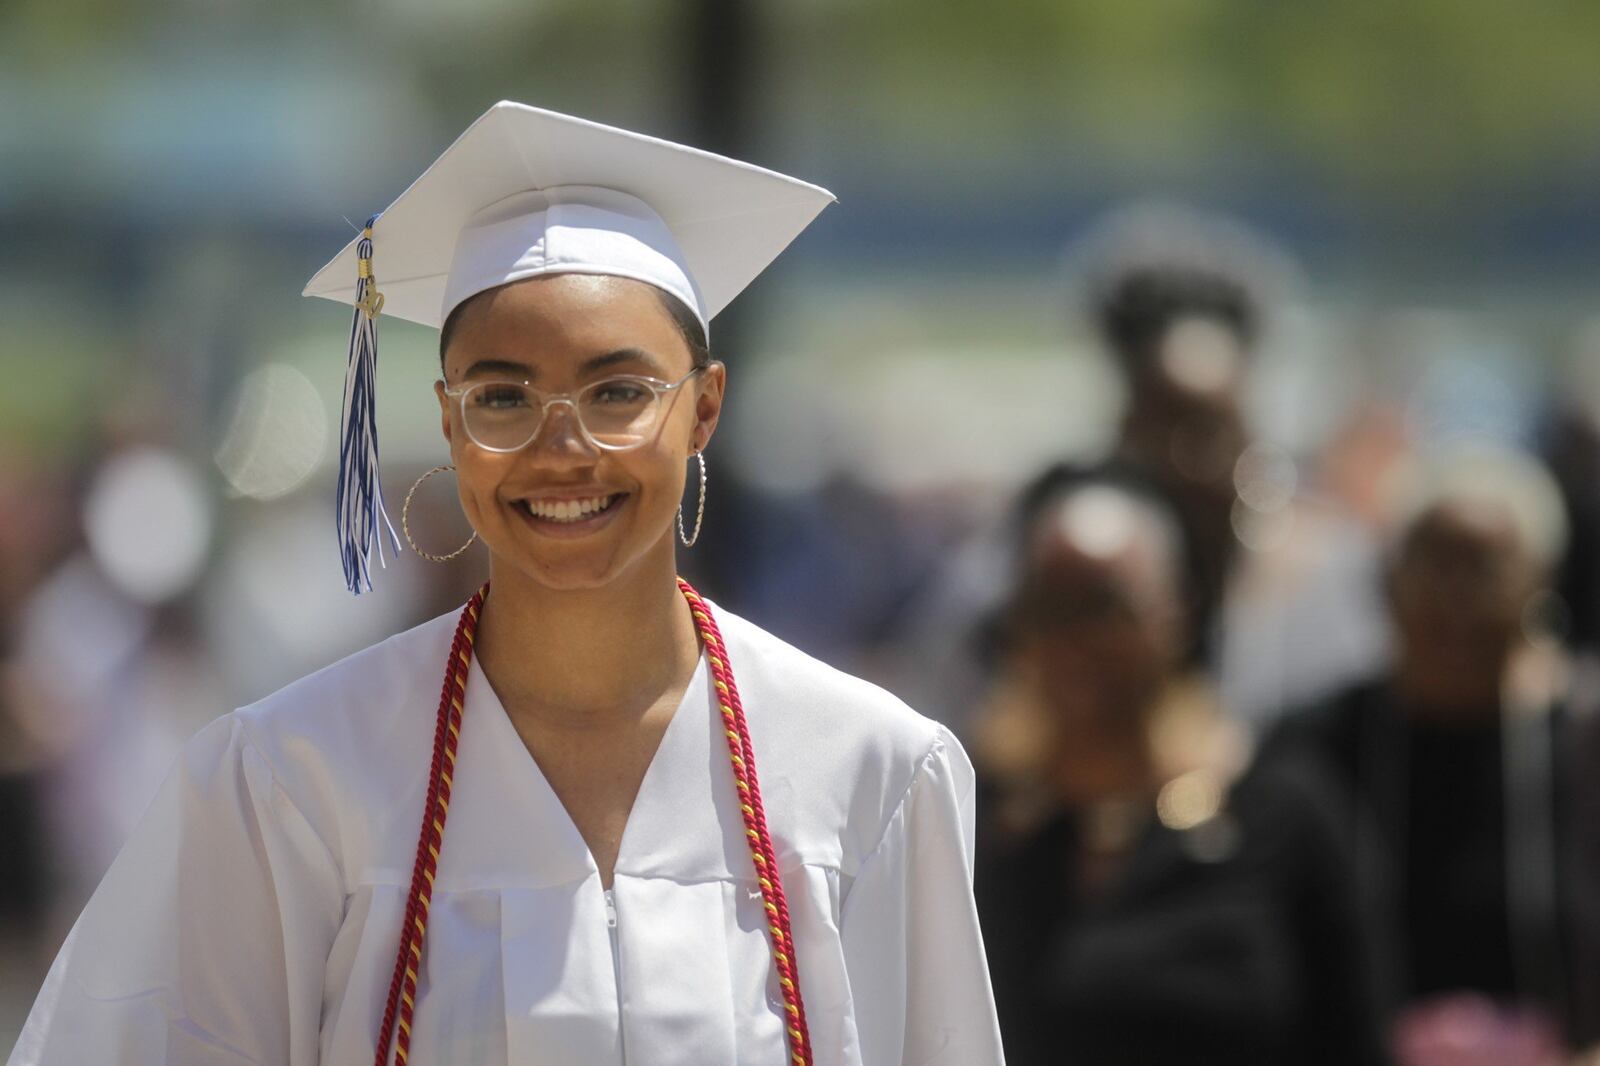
437, 277, 711, 372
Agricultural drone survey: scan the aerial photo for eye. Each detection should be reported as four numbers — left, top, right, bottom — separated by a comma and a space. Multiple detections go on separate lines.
588, 379, 653, 406
472, 384, 531, 409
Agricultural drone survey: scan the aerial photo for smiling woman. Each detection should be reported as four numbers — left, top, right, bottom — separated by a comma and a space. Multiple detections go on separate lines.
9, 102, 1006, 1066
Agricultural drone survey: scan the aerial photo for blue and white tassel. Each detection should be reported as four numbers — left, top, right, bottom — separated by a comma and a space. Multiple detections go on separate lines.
336, 214, 401, 594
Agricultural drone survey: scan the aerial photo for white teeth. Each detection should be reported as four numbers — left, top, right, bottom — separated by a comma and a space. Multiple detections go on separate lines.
524, 495, 615, 522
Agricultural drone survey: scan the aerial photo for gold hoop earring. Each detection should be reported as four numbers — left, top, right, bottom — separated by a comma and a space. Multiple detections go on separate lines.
678, 452, 707, 548
403, 464, 478, 562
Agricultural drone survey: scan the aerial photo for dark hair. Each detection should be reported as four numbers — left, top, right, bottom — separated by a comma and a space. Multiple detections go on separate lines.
1093, 264, 1258, 367
1011, 461, 1189, 575
975, 460, 1193, 661
655, 288, 712, 368
438, 280, 711, 369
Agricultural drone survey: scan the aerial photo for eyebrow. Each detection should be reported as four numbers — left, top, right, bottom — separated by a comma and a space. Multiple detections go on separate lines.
460, 348, 667, 381
461, 358, 533, 380
583, 347, 667, 376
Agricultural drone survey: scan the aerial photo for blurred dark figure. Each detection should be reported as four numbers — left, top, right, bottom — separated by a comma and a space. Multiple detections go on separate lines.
1086, 235, 1260, 668
976, 469, 1388, 1066
1571, 706, 1600, 1060
0, 457, 79, 980
1539, 400, 1600, 659
1266, 447, 1600, 1064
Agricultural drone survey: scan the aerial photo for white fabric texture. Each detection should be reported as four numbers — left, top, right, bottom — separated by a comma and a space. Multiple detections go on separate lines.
442, 187, 706, 333
10, 602, 1004, 1066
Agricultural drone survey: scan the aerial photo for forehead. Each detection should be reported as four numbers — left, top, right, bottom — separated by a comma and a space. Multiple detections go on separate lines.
1404, 499, 1523, 560
1030, 510, 1138, 588
1154, 316, 1246, 395
442, 273, 691, 379
1025, 490, 1177, 597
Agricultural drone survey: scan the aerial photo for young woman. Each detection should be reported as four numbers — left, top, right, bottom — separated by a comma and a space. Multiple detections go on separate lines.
11, 102, 1004, 1066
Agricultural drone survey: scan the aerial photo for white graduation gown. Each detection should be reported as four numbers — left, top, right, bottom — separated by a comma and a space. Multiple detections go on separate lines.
10, 601, 1004, 1065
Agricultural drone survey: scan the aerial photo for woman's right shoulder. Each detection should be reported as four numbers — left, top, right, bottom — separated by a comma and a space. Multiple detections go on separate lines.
181, 608, 464, 873
231, 607, 461, 749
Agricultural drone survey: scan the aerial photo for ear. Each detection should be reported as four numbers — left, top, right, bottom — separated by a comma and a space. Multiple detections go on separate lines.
433, 380, 455, 449
690, 361, 727, 454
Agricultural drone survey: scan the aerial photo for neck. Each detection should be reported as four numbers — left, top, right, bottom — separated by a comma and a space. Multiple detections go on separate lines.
1053, 716, 1158, 809
1394, 644, 1512, 725
473, 541, 701, 728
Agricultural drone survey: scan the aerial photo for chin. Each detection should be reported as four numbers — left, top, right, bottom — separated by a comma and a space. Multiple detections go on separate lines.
489, 543, 627, 592
487, 525, 672, 595
528, 559, 631, 592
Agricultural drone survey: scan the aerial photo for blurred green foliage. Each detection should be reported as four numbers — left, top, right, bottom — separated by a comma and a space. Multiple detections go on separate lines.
799, 0, 1600, 196
6, 0, 1598, 199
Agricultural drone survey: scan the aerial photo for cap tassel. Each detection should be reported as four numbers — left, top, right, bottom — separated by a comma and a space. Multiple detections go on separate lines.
336, 215, 401, 594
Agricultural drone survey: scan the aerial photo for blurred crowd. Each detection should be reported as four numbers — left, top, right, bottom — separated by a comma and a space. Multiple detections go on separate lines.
3, 206, 1600, 1066
948, 213, 1600, 1065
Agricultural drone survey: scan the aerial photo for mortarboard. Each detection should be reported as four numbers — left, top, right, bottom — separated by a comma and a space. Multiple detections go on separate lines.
302, 101, 835, 594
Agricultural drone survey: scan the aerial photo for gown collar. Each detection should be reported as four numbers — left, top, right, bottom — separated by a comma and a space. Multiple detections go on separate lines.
434, 644, 753, 889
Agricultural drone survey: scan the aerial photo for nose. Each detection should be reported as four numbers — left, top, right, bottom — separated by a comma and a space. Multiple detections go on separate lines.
525, 398, 600, 462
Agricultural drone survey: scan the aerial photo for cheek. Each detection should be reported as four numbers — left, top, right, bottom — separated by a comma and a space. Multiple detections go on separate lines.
451, 452, 513, 514
1031, 629, 1161, 691
624, 446, 689, 514
1394, 576, 1462, 629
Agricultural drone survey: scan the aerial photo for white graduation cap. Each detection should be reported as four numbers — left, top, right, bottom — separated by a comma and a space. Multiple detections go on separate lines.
301, 100, 835, 594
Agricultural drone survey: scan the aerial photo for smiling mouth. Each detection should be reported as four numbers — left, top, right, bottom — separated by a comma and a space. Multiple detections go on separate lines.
513, 493, 626, 525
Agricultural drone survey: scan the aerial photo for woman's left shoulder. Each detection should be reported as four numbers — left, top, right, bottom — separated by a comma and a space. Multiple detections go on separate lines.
712, 602, 946, 760
710, 603, 967, 868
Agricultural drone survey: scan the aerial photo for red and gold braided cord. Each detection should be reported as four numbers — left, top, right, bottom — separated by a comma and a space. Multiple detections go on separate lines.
678, 577, 813, 1066
374, 585, 482, 1066
374, 579, 812, 1066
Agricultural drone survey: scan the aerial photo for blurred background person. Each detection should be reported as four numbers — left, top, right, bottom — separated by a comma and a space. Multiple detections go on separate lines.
0, 455, 77, 1021
976, 468, 1388, 1066
1075, 208, 1272, 670
1079, 210, 1398, 727
1265, 446, 1600, 1065
1538, 327, 1600, 678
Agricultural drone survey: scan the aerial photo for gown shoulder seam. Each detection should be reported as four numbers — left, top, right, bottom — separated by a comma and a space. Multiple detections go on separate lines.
229, 714, 346, 888
851, 729, 950, 877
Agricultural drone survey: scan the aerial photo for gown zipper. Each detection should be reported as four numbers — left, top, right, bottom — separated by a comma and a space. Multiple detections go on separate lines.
605, 886, 626, 1062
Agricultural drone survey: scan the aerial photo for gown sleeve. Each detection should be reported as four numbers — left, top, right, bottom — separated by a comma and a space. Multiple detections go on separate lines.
10, 714, 345, 1066
838, 724, 1006, 1066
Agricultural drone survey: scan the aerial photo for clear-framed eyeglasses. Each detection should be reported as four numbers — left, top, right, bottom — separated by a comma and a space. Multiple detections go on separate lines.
442, 367, 704, 453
